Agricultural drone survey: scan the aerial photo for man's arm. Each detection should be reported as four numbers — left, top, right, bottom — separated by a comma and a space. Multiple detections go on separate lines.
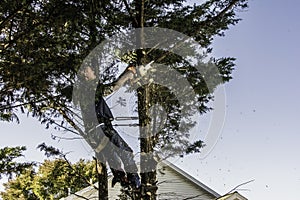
102, 66, 136, 96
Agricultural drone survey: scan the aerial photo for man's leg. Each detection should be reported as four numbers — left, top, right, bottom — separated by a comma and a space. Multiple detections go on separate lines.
91, 124, 140, 188
96, 151, 129, 188
102, 125, 141, 188
87, 126, 129, 187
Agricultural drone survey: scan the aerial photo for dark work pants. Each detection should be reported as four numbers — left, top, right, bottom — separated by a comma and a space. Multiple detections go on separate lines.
90, 124, 139, 177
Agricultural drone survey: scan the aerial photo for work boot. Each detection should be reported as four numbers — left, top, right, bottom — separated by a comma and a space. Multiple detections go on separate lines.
112, 170, 129, 188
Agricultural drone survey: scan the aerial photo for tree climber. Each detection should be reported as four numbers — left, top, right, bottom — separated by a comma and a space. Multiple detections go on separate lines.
78, 64, 141, 189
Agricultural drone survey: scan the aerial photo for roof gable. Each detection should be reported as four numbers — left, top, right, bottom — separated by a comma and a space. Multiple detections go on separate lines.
217, 191, 248, 200
61, 161, 224, 200
160, 160, 220, 198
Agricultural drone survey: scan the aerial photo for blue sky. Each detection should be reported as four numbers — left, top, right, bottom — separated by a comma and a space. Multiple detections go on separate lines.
1, 0, 300, 199
177, 0, 300, 199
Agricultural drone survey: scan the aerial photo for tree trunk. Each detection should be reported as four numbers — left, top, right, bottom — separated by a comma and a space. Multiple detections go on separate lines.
89, 2, 109, 199
135, 0, 158, 199
97, 161, 108, 200
137, 86, 158, 200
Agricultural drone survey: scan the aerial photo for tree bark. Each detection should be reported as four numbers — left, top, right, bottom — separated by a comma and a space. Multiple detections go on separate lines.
138, 86, 158, 200
134, 0, 157, 199
97, 161, 108, 200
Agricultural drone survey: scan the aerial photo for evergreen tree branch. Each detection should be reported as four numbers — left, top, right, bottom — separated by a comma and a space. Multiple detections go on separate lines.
122, 0, 138, 27
0, 1, 32, 30
56, 106, 86, 136
0, 95, 60, 111
197, 0, 245, 33
214, 0, 241, 20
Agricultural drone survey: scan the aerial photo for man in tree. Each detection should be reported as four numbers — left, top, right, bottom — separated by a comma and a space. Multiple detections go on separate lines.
0, 0, 248, 199
79, 64, 141, 189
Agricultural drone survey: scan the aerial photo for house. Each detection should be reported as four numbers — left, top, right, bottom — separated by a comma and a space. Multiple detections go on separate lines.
217, 192, 248, 200
61, 161, 247, 200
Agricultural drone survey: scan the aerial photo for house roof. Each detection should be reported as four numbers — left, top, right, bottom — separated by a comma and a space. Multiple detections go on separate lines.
217, 191, 248, 200
161, 160, 221, 198
61, 160, 248, 200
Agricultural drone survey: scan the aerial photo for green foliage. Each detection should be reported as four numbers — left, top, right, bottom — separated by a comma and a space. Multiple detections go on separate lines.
0, 0, 248, 127
0, 146, 34, 179
37, 143, 62, 158
0, 158, 97, 200
0, 167, 37, 200
0, 1, 248, 198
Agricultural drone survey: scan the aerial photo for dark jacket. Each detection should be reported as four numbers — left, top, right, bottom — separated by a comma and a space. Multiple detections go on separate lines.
95, 86, 114, 124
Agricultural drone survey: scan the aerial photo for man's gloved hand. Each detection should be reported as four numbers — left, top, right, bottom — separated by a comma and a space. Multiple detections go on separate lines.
138, 61, 154, 76
126, 65, 137, 75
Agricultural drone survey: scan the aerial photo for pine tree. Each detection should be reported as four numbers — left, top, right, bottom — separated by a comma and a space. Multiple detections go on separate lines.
1, 0, 248, 199
0, 146, 33, 180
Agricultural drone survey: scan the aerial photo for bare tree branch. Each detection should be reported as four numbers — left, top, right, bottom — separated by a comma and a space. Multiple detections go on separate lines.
51, 133, 83, 141
62, 154, 99, 191
225, 179, 255, 195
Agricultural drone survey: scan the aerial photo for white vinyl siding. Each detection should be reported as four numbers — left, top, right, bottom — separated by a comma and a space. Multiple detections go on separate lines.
156, 165, 217, 200
62, 162, 220, 200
